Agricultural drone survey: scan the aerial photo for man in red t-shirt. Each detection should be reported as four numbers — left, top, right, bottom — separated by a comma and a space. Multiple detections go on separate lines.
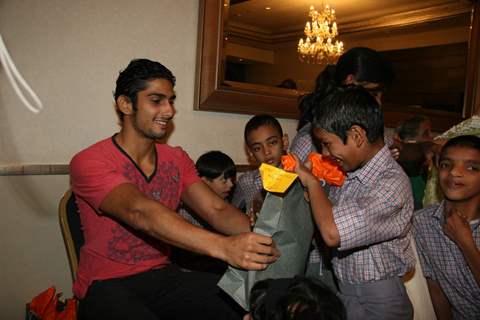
70, 59, 279, 319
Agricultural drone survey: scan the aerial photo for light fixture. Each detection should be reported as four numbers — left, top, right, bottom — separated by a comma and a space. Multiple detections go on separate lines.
298, 4, 344, 64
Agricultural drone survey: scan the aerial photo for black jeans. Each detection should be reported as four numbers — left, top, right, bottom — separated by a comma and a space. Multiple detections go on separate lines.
78, 265, 243, 320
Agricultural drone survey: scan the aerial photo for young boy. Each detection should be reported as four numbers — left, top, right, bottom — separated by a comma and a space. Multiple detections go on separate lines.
179, 150, 237, 227
231, 114, 289, 213
174, 150, 236, 274
413, 135, 480, 319
293, 86, 415, 319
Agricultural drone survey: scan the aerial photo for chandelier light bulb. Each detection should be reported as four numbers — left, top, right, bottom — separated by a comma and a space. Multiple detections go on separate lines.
298, 3, 344, 64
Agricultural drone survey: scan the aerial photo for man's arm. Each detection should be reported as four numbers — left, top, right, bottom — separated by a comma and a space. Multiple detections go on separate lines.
426, 278, 452, 320
181, 181, 251, 235
100, 183, 279, 270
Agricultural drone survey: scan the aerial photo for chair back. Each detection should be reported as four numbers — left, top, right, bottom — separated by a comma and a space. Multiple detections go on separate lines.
59, 190, 84, 281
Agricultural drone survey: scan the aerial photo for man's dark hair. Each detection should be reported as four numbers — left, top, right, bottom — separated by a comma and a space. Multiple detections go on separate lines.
196, 151, 236, 180
312, 85, 384, 144
249, 277, 346, 320
114, 59, 176, 121
396, 116, 429, 141
244, 114, 283, 143
440, 135, 480, 159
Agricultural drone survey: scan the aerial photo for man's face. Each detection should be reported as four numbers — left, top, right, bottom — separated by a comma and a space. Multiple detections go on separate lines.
439, 146, 480, 202
246, 125, 288, 167
130, 78, 176, 140
313, 128, 360, 172
202, 175, 235, 200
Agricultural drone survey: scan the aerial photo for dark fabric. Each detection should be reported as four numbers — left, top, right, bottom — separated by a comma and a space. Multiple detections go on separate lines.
78, 265, 243, 320
67, 192, 84, 259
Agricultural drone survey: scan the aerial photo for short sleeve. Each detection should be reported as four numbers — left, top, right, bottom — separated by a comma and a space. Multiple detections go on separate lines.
334, 174, 413, 251
70, 148, 129, 211
172, 146, 201, 195
412, 215, 436, 280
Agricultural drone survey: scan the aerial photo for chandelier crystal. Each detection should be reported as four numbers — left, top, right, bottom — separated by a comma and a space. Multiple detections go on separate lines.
298, 4, 344, 64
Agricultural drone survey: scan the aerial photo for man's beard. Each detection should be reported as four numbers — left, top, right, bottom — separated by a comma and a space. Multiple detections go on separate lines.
131, 112, 167, 140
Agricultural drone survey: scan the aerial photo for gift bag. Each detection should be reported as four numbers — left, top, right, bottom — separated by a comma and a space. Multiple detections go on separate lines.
26, 286, 77, 320
218, 180, 314, 310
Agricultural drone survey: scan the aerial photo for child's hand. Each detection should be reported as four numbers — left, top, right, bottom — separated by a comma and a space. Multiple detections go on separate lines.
289, 153, 317, 188
444, 209, 475, 250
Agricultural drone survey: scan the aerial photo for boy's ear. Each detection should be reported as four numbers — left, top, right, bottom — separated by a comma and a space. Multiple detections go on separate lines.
349, 125, 367, 147
117, 95, 133, 116
282, 133, 289, 151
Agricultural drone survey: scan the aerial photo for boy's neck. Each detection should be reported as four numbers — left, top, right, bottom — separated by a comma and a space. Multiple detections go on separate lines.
444, 199, 480, 221
359, 140, 385, 167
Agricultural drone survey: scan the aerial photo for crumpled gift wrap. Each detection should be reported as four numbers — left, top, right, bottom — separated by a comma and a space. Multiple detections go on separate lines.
281, 153, 346, 187
259, 163, 298, 193
217, 180, 314, 310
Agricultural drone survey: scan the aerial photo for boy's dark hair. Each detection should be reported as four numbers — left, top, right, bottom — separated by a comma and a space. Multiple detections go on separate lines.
312, 85, 384, 144
244, 114, 283, 143
249, 277, 346, 320
196, 151, 236, 180
396, 116, 429, 141
298, 47, 393, 130
440, 135, 480, 159
114, 59, 176, 121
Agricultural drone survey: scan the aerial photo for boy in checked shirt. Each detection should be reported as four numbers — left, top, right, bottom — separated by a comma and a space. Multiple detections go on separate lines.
293, 86, 415, 320
413, 135, 480, 319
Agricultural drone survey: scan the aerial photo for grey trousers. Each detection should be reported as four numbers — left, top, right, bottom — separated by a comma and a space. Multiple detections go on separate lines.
339, 277, 413, 320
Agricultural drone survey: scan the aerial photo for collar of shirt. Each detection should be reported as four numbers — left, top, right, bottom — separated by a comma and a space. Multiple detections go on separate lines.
345, 145, 390, 185
432, 200, 480, 231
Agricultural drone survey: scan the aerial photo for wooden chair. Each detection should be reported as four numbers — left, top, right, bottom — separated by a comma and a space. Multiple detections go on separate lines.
58, 190, 84, 281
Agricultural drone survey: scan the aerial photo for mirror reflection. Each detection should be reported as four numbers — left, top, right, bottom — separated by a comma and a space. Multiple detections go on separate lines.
223, 0, 472, 114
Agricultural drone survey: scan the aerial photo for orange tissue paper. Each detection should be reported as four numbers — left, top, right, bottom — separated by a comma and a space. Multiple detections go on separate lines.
281, 153, 346, 187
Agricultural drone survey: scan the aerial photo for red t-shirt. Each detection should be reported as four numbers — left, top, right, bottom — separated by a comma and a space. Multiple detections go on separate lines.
69, 136, 200, 299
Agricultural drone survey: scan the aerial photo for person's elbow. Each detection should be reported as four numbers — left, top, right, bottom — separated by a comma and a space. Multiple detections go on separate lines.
322, 228, 340, 247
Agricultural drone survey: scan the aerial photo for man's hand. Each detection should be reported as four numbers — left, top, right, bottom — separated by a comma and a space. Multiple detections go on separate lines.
219, 232, 280, 270
444, 209, 475, 250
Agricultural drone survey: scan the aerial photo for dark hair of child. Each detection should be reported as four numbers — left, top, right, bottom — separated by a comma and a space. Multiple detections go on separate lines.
312, 85, 384, 144
396, 116, 429, 141
440, 135, 480, 159
249, 277, 346, 320
244, 114, 284, 143
196, 151, 236, 180
297, 47, 393, 130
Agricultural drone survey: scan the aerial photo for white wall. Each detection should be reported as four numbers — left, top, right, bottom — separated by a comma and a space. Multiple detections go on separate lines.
0, 1, 298, 318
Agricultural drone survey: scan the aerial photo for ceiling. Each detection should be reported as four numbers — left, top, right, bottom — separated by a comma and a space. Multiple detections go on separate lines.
227, 0, 472, 35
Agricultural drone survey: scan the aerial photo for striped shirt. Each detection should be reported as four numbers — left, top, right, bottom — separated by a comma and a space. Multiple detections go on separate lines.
329, 145, 415, 283
413, 202, 480, 319
289, 123, 316, 162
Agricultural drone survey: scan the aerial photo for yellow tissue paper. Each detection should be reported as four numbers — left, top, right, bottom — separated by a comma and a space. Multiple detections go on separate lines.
259, 163, 298, 193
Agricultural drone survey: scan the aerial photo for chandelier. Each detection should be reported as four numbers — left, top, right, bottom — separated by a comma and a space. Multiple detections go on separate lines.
298, 4, 344, 64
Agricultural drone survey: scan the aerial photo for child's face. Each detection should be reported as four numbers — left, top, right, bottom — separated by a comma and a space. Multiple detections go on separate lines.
438, 146, 480, 202
246, 125, 288, 167
313, 128, 361, 172
202, 175, 235, 200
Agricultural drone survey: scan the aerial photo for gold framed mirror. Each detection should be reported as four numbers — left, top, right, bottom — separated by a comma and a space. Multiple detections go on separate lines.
195, 0, 480, 131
